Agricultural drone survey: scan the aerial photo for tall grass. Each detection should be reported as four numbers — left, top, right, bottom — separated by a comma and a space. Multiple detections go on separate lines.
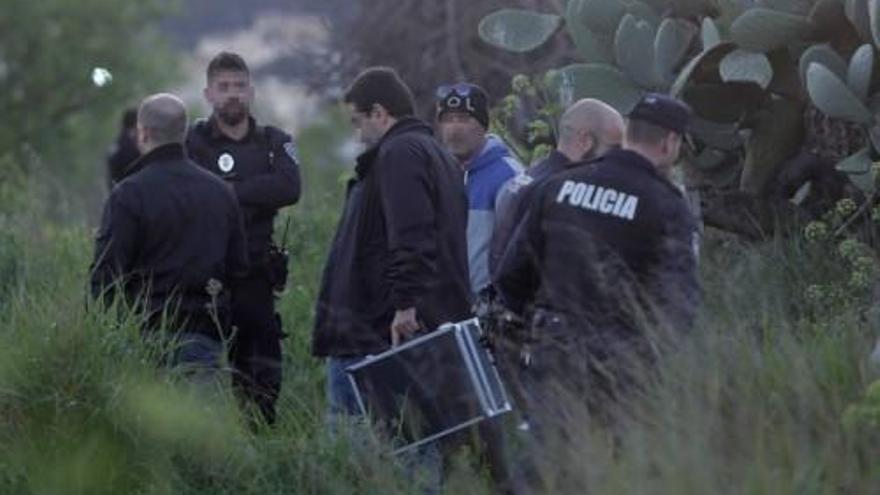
0, 113, 878, 493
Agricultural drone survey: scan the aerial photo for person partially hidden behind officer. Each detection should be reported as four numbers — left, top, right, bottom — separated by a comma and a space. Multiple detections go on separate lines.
494, 93, 701, 492
186, 52, 302, 425
105, 107, 140, 190
435, 82, 522, 295
90, 93, 248, 380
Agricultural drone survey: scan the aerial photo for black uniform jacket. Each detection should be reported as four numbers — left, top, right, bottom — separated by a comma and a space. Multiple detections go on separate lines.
496, 148, 700, 343
90, 143, 249, 331
311, 118, 473, 357
490, 150, 572, 276
185, 117, 301, 261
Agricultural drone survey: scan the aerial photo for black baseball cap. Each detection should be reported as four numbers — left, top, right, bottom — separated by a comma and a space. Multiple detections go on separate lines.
628, 93, 692, 134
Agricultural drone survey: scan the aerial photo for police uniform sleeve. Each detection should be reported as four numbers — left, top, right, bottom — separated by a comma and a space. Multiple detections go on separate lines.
375, 140, 438, 310
646, 201, 701, 332
494, 184, 546, 316
490, 174, 535, 278
232, 128, 302, 209
89, 185, 142, 302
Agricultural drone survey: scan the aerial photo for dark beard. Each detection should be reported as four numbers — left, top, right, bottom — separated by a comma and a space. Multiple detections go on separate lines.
217, 102, 247, 126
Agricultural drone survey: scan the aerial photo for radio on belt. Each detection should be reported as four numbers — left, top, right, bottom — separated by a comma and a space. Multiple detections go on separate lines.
345, 318, 512, 454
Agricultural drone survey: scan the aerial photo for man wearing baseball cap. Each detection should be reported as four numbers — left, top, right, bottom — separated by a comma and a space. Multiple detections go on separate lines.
435, 82, 522, 296
494, 93, 701, 491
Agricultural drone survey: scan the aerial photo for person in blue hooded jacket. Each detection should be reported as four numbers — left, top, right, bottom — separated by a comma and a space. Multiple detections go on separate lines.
436, 83, 522, 295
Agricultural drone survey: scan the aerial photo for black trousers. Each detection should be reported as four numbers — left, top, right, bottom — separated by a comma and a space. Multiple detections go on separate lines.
230, 272, 283, 425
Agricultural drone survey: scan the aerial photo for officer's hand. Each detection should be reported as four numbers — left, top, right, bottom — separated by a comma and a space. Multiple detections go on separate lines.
391, 307, 420, 347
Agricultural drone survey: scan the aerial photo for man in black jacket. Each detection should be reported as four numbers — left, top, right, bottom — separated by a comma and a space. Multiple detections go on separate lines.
494, 94, 700, 489
311, 66, 471, 418
186, 52, 301, 425
91, 93, 248, 376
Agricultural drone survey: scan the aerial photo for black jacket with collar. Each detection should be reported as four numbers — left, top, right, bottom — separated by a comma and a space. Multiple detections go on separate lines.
311, 117, 472, 357
90, 143, 249, 336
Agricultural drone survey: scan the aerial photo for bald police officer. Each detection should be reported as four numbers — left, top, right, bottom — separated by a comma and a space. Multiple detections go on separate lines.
186, 52, 302, 425
490, 98, 625, 275
494, 93, 700, 490
91, 93, 248, 377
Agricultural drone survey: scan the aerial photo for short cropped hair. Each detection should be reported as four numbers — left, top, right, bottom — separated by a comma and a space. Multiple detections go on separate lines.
138, 94, 188, 146
625, 118, 674, 146
343, 67, 415, 118
206, 51, 250, 82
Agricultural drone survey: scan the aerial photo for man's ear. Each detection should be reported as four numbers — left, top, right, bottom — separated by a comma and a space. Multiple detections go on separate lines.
371, 103, 390, 120
660, 132, 675, 154
581, 130, 595, 155
135, 125, 147, 152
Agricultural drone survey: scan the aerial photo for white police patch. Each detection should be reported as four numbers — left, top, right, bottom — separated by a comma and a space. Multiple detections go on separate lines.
555, 180, 640, 221
283, 142, 299, 163
218, 153, 235, 173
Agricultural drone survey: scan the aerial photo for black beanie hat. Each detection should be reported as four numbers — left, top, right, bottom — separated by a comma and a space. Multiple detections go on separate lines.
435, 83, 490, 129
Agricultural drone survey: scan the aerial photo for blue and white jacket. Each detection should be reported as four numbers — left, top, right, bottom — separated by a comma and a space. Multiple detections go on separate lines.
464, 135, 522, 293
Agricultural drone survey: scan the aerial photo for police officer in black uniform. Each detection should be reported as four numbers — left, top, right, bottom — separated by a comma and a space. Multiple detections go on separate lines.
494, 93, 700, 491
186, 52, 302, 425
91, 93, 248, 376
490, 98, 625, 276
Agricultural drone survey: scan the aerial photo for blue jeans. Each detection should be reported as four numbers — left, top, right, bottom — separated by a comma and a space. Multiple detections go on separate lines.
326, 356, 442, 494
327, 356, 365, 418
171, 332, 224, 386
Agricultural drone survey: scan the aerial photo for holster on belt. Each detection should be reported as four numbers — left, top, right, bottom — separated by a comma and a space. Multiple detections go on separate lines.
473, 286, 527, 350
517, 308, 569, 369
266, 244, 290, 294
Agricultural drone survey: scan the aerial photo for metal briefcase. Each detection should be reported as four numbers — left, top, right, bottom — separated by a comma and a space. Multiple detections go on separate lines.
345, 318, 512, 454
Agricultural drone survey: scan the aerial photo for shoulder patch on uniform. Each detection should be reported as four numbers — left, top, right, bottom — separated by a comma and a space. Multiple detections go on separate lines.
283, 142, 299, 163
507, 174, 534, 193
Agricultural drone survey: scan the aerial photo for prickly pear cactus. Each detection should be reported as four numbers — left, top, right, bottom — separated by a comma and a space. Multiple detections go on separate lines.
479, 0, 880, 237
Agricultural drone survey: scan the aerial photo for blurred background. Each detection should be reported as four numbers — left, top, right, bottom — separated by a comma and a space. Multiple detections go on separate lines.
0, 0, 572, 224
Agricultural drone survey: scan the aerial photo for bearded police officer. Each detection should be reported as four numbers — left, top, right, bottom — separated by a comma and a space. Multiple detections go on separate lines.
186, 52, 302, 425
494, 93, 700, 491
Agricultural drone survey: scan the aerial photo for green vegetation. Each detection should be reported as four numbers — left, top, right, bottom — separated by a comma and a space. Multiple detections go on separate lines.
0, 110, 878, 492
0, 0, 175, 221
1, 0, 879, 492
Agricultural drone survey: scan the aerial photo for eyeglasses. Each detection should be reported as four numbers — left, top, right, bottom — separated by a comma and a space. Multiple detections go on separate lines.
436, 83, 478, 100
